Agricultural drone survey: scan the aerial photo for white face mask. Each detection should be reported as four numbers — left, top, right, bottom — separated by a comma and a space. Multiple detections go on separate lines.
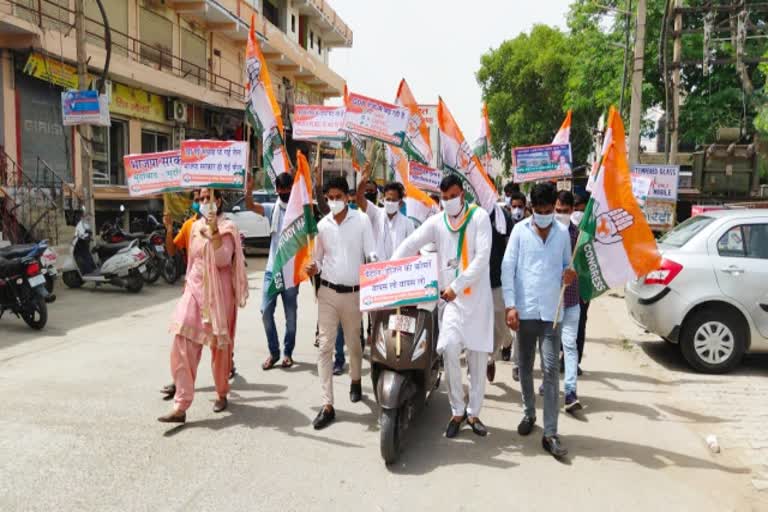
504, 196, 511, 205
556, 213, 571, 226
441, 196, 464, 217
511, 207, 524, 221
384, 200, 400, 215
199, 203, 211, 218
533, 212, 554, 229
328, 199, 346, 216
571, 211, 585, 226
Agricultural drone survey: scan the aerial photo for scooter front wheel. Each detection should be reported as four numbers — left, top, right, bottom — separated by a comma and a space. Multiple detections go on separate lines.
380, 408, 401, 465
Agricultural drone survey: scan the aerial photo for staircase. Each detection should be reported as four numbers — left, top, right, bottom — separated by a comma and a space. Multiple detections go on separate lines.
0, 146, 81, 246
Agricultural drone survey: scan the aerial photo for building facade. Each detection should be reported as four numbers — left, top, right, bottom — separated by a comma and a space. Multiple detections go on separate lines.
0, 0, 351, 228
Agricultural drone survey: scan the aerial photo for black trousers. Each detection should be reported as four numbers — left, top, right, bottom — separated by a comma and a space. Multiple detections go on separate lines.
576, 300, 590, 363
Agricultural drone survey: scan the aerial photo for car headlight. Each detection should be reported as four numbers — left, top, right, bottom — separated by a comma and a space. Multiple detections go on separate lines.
411, 329, 428, 361
376, 323, 387, 357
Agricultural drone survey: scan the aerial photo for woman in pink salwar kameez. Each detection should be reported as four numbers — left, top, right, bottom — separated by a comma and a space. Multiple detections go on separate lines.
158, 188, 248, 423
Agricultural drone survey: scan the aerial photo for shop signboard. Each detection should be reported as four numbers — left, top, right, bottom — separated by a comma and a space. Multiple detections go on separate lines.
359, 254, 439, 313
124, 150, 183, 196
180, 140, 248, 189
110, 83, 166, 123
631, 165, 679, 230
23, 52, 90, 89
512, 143, 573, 183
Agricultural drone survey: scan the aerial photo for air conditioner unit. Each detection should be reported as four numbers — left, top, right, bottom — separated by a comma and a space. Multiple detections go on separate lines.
172, 100, 188, 124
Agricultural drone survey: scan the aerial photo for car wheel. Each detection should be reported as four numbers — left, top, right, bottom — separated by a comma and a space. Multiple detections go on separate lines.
680, 308, 746, 374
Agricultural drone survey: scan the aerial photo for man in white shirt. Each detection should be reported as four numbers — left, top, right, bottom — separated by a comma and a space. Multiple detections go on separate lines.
392, 175, 493, 439
305, 176, 377, 430
356, 165, 415, 261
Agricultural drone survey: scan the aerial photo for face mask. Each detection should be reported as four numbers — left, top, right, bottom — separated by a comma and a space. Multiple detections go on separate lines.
511, 207, 524, 221
278, 192, 290, 204
198, 203, 210, 218
328, 199, 346, 215
556, 213, 571, 226
533, 212, 554, 229
364, 192, 378, 204
191, 201, 200, 215
384, 200, 400, 215
348, 202, 358, 210
571, 211, 585, 226
504, 196, 511, 205
441, 196, 463, 217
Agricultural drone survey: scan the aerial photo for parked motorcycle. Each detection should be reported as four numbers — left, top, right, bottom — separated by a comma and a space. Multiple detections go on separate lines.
101, 207, 161, 284
370, 299, 441, 465
0, 240, 58, 295
60, 215, 147, 293
0, 255, 51, 329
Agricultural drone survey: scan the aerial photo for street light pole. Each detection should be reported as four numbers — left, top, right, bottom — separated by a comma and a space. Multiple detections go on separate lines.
628, 0, 647, 165
75, 0, 95, 221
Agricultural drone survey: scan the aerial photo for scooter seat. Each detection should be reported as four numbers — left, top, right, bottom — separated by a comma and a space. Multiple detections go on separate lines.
0, 256, 25, 278
0, 243, 38, 259
95, 241, 132, 260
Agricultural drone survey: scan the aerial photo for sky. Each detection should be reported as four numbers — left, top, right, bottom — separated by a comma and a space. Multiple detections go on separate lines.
327, 0, 573, 138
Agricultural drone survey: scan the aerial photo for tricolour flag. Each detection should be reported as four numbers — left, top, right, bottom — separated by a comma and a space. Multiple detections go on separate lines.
437, 98, 498, 211
267, 150, 318, 297
573, 106, 661, 301
473, 103, 496, 178
552, 110, 572, 144
246, 15, 291, 190
395, 79, 433, 165
387, 145, 438, 225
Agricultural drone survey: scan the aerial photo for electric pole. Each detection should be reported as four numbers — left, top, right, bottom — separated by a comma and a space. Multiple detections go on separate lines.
669, 0, 682, 165
628, 0, 646, 165
75, 0, 95, 221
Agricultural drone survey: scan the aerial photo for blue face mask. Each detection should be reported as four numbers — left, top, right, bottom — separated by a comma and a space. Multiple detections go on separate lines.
191, 202, 201, 215
399, 203, 407, 215
348, 202, 359, 210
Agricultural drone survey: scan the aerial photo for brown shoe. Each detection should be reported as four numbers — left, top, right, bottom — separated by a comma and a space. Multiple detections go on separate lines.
157, 410, 186, 423
213, 397, 228, 413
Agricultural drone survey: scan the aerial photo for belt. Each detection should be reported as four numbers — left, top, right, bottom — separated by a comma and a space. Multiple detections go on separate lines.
320, 278, 359, 294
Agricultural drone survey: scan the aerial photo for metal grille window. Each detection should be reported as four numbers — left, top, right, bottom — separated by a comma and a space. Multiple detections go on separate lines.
182, 29, 208, 86
140, 8, 173, 69
92, 120, 128, 185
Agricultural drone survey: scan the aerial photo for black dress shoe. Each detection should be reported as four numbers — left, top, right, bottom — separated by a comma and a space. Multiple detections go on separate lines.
517, 415, 536, 436
312, 407, 336, 430
512, 367, 520, 382
542, 435, 568, 458
445, 416, 465, 438
468, 418, 488, 437
501, 346, 511, 362
349, 382, 362, 403
486, 361, 496, 383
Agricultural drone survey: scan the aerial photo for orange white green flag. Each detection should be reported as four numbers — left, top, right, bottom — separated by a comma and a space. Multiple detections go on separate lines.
395, 79, 433, 165
473, 103, 496, 178
573, 106, 661, 301
341, 85, 367, 171
437, 97, 498, 211
246, 14, 291, 190
552, 110, 572, 144
266, 150, 318, 298
386, 145, 438, 225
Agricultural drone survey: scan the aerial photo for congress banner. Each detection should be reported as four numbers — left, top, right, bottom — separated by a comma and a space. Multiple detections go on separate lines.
408, 161, 442, 193
342, 92, 408, 147
359, 254, 439, 312
513, 143, 573, 183
292, 105, 346, 142
180, 140, 248, 189
124, 150, 183, 197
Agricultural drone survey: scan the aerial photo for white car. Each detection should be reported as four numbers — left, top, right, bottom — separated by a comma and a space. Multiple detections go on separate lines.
224, 190, 276, 248
625, 209, 768, 373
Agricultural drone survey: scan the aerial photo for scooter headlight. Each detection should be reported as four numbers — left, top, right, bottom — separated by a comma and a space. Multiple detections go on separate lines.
376, 323, 387, 357
411, 329, 428, 362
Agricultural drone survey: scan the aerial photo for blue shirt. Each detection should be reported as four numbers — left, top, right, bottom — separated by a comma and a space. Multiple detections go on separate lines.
264, 203, 284, 273
501, 217, 571, 322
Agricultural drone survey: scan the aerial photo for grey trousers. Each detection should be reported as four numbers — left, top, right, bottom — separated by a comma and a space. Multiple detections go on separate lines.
517, 320, 561, 437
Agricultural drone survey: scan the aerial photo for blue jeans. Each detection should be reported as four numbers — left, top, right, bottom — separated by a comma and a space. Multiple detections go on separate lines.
261, 271, 299, 358
561, 305, 581, 395
518, 320, 561, 437
335, 324, 345, 366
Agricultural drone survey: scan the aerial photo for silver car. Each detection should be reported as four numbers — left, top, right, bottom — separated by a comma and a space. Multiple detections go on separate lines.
625, 209, 768, 373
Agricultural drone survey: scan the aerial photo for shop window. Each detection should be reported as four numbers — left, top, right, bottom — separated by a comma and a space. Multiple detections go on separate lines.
317, 38, 322, 54
182, 29, 208, 86
140, 9, 173, 69
291, 14, 296, 33
142, 131, 170, 154
86, 0, 128, 57
310, 31, 314, 49
92, 120, 127, 186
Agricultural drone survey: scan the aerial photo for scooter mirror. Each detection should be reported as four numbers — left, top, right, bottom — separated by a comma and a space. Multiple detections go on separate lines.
119, 204, 126, 213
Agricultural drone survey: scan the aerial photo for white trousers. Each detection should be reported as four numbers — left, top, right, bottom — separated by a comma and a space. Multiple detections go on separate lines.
443, 343, 487, 417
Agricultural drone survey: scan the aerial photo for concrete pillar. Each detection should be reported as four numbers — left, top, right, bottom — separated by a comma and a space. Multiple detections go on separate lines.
1, 50, 17, 162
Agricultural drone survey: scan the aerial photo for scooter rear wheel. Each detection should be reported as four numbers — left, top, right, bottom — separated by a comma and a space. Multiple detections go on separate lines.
62, 270, 83, 289
380, 408, 401, 465
126, 274, 144, 293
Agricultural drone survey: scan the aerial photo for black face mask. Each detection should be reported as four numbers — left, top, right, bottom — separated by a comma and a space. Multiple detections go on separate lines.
364, 192, 378, 204
278, 193, 290, 203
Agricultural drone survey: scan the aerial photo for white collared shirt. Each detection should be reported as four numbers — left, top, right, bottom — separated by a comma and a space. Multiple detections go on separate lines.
365, 200, 415, 261
314, 207, 377, 286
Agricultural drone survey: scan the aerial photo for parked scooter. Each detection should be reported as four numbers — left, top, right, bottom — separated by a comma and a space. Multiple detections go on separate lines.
0, 240, 58, 295
101, 206, 161, 284
61, 214, 147, 293
370, 299, 442, 465
0, 255, 51, 329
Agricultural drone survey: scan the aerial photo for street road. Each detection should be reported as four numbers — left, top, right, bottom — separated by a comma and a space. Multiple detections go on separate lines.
0, 257, 765, 511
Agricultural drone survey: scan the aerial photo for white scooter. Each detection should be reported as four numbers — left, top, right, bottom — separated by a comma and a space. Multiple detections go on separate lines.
61, 216, 148, 293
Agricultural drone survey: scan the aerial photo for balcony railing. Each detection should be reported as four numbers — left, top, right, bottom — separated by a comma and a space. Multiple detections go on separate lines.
7, 0, 246, 101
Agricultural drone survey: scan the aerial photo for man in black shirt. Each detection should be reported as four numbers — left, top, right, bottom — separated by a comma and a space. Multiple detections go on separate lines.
487, 204, 514, 382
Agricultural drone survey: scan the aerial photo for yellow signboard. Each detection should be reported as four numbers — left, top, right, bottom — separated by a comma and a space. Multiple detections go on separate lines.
110, 83, 166, 123
23, 52, 92, 89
